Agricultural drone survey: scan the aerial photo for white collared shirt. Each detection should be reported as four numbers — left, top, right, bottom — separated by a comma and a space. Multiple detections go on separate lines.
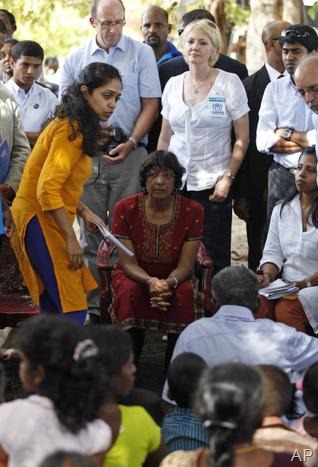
260, 195, 318, 331
5, 79, 57, 132
161, 69, 249, 191
256, 74, 316, 169
265, 62, 285, 82
59, 36, 161, 142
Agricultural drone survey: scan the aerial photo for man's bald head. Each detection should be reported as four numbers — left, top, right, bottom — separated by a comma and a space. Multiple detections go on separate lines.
141, 5, 168, 23
261, 20, 291, 45
295, 55, 318, 114
261, 20, 291, 72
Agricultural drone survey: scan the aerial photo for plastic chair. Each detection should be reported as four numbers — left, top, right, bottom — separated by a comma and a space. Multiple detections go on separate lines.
97, 239, 215, 324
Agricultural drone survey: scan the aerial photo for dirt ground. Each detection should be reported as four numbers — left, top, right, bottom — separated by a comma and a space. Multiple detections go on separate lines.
137, 213, 248, 396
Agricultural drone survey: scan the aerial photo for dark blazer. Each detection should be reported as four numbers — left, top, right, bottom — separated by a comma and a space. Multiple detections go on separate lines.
147, 54, 248, 152
159, 54, 248, 90
234, 65, 273, 200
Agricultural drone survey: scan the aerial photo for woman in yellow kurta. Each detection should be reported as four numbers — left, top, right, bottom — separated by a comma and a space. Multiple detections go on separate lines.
11, 63, 122, 324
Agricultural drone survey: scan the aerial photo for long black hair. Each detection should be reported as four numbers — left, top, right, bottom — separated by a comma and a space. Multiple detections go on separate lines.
17, 315, 105, 434
280, 146, 318, 228
56, 62, 122, 157
194, 363, 264, 467
85, 325, 132, 399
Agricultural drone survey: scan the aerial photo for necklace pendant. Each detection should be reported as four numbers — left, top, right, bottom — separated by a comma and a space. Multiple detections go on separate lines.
194, 88, 199, 95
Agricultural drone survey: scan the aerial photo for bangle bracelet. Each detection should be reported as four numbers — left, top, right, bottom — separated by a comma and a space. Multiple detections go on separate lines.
305, 277, 312, 288
168, 275, 178, 289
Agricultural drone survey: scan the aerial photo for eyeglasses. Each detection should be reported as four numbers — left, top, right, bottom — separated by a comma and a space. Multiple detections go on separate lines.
281, 28, 311, 39
94, 18, 126, 30
147, 169, 175, 180
296, 84, 318, 98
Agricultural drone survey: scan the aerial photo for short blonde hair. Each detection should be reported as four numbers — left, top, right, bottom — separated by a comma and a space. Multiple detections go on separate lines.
182, 19, 222, 67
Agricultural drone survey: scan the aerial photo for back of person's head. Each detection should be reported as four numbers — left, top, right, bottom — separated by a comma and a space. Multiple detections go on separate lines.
167, 352, 207, 408
181, 9, 216, 28
57, 62, 122, 158
195, 363, 264, 467
17, 315, 105, 434
303, 362, 318, 415
258, 365, 292, 417
85, 324, 133, 398
279, 24, 318, 52
139, 150, 185, 191
3, 37, 18, 48
212, 266, 259, 312
119, 387, 164, 425
38, 450, 96, 467
11, 40, 44, 62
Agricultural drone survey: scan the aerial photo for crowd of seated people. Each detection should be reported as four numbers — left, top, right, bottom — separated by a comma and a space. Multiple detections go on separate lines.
2, 2, 318, 465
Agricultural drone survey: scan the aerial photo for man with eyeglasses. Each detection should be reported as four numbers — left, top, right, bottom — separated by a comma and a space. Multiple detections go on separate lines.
256, 24, 318, 224
295, 55, 318, 116
59, 0, 161, 322
233, 20, 290, 271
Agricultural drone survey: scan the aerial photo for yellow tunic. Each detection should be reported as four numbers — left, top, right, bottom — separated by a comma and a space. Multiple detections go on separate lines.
11, 118, 97, 313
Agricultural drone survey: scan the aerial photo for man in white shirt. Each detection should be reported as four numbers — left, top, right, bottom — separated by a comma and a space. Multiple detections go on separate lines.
5, 40, 57, 148
59, 0, 161, 321
256, 25, 318, 222
163, 265, 318, 403
234, 20, 290, 271
294, 56, 318, 160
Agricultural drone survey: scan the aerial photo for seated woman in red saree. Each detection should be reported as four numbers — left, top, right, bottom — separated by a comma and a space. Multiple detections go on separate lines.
110, 150, 204, 367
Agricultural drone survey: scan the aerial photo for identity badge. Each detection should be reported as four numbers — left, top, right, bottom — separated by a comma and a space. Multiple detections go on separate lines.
209, 97, 226, 118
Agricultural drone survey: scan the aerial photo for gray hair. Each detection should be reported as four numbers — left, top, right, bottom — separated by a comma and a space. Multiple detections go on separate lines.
212, 266, 259, 311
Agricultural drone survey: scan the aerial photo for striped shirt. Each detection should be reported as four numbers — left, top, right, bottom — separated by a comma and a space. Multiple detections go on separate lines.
162, 407, 208, 453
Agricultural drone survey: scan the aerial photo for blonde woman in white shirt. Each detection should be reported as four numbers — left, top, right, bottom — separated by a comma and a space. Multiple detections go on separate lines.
258, 146, 318, 335
158, 19, 249, 273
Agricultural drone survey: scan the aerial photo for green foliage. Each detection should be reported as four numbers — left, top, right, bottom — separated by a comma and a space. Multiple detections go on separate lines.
308, 2, 318, 20
1, 0, 92, 57
224, 0, 250, 26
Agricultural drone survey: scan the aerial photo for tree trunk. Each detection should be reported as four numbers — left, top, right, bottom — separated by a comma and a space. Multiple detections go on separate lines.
246, 0, 305, 74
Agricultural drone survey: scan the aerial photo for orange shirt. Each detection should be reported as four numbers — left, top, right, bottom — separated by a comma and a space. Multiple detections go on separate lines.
11, 118, 97, 312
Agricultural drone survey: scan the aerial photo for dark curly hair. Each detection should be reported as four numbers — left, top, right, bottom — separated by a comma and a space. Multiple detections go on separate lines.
85, 325, 132, 399
56, 62, 122, 157
139, 150, 185, 191
17, 315, 105, 434
39, 451, 96, 467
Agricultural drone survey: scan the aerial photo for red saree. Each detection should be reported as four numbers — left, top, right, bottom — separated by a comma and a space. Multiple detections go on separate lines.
110, 193, 204, 333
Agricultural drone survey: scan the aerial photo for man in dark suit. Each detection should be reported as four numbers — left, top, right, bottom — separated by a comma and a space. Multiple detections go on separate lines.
147, 8, 248, 152
233, 20, 290, 271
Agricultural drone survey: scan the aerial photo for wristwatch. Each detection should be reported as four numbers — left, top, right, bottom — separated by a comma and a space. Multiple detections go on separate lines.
282, 128, 294, 141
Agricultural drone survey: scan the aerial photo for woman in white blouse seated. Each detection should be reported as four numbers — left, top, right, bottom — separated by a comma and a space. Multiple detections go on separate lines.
258, 146, 318, 335
157, 19, 249, 274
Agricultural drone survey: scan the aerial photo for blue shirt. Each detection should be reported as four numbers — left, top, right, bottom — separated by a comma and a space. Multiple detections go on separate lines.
163, 305, 318, 403
162, 407, 208, 453
59, 35, 161, 141
157, 40, 182, 67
